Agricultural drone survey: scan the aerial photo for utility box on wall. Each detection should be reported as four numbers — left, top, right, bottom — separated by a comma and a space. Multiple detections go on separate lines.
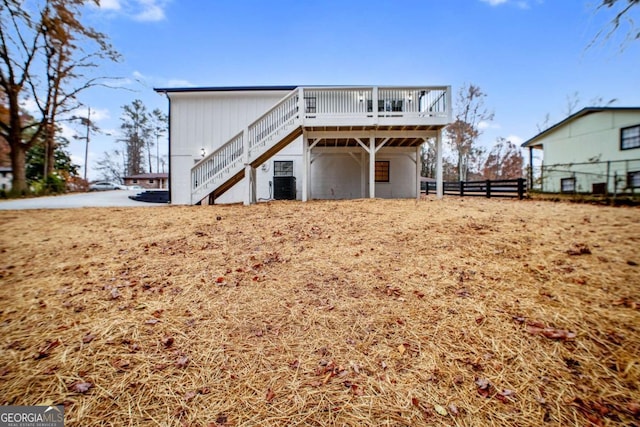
273, 176, 296, 200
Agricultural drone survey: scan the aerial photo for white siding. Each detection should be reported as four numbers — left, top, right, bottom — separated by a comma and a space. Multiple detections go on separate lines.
169, 90, 291, 204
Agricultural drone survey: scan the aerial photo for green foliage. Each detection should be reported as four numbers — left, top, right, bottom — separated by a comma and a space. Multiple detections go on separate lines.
26, 137, 79, 183
31, 173, 66, 195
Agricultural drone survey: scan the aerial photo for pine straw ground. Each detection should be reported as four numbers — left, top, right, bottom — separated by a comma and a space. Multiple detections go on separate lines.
0, 197, 639, 427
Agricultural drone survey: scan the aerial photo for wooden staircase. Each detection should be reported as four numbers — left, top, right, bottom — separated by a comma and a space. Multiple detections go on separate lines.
190, 89, 302, 204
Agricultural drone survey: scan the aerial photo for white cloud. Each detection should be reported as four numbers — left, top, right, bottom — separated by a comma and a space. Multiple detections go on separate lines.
98, 0, 170, 22
19, 98, 40, 115
478, 121, 501, 130
505, 134, 524, 145
133, 0, 168, 22
132, 70, 146, 80
167, 79, 196, 87
99, 0, 121, 11
480, 0, 541, 7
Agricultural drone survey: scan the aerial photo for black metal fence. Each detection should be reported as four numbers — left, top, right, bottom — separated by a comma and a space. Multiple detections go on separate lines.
424, 178, 527, 199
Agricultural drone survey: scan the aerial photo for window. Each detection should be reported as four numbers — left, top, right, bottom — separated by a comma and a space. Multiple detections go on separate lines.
304, 97, 316, 114
621, 124, 640, 150
132, 179, 138, 184
375, 161, 390, 182
148, 179, 154, 184
274, 161, 294, 177
561, 177, 576, 193
628, 171, 640, 188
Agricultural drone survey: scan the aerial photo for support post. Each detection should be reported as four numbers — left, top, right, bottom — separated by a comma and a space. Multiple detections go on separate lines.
243, 164, 253, 205
528, 147, 533, 190
243, 127, 251, 206
485, 180, 491, 198
518, 178, 525, 200
436, 129, 443, 199
302, 133, 309, 202
369, 136, 376, 198
606, 160, 611, 195
361, 151, 366, 198
416, 145, 422, 200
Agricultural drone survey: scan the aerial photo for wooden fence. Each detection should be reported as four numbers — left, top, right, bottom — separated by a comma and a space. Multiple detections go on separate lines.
424, 178, 526, 199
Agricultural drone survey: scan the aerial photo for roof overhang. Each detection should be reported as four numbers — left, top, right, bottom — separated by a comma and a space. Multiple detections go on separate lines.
521, 107, 640, 149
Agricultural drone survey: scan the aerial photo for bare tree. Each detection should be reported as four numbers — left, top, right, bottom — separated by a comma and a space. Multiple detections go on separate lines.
150, 108, 167, 173
0, 0, 119, 194
564, 91, 581, 116
445, 84, 494, 181
482, 137, 524, 180
592, 0, 640, 48
120, 99, 151, 176
96, 149, 125, 183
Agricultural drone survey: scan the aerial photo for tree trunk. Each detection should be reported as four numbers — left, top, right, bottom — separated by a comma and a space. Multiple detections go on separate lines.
10, 144, 28, 195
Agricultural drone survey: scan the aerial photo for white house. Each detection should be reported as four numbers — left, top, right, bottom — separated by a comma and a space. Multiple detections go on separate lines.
522, 107, 640, 194
154, 85, 452, 205
0, 166, 12, 192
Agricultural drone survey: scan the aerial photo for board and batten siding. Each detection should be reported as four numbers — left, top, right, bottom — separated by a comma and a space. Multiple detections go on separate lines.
540, 110, 640, 193
169, 90, 292, 204
310, 148, 419, 200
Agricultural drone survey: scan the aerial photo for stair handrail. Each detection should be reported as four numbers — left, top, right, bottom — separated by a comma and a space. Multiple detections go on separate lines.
191, 131, 244, 191
190, 88, 301, 203
247, 89, 300, 158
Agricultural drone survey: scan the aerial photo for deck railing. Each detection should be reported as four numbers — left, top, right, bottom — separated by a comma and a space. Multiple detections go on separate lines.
301, 86, 450, 121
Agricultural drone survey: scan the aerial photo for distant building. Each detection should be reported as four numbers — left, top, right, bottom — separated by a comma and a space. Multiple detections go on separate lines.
0, 167, 12, 192
123, 172, 168, 189
522, 107, 640, 194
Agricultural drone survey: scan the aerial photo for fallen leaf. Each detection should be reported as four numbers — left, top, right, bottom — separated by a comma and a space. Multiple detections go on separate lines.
567, 243, 591, 256
184, 391, 197, 401
82, 333, 96, 344
111, 359, 131, 371
110, 288, 121, 299
145, 319, 160, 325
162, 336, 174, 348
448, 403, 459, 416
475, 378, 492, 398
434, 404, 448, 416
266, 388, 276, 403
351, 384, 364, 396
627, 401, 640, 416
69, 381, 93, 393
176, 355, 189, 368
35, 339, 61, 359
496, 389, 516, 403
411, 397, 420, 407
398, 344, 406, 355
526, 324, 576, 341
216, 277, 225, 284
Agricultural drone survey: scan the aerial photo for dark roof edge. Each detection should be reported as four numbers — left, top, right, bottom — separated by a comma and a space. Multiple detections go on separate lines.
154, 85, 298, 93
521, 106, 640, 148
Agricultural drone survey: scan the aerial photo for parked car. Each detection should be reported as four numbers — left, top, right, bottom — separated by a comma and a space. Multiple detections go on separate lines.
89, 181, 125, 191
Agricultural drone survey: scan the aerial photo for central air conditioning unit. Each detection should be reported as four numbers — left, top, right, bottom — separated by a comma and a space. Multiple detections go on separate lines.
273, 176, 296, 200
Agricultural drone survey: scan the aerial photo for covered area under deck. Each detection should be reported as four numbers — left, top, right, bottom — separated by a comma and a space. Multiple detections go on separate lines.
240, 123, 446, 204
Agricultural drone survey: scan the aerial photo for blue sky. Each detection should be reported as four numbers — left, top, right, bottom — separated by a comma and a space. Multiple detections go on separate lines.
65, 0, 640, 180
